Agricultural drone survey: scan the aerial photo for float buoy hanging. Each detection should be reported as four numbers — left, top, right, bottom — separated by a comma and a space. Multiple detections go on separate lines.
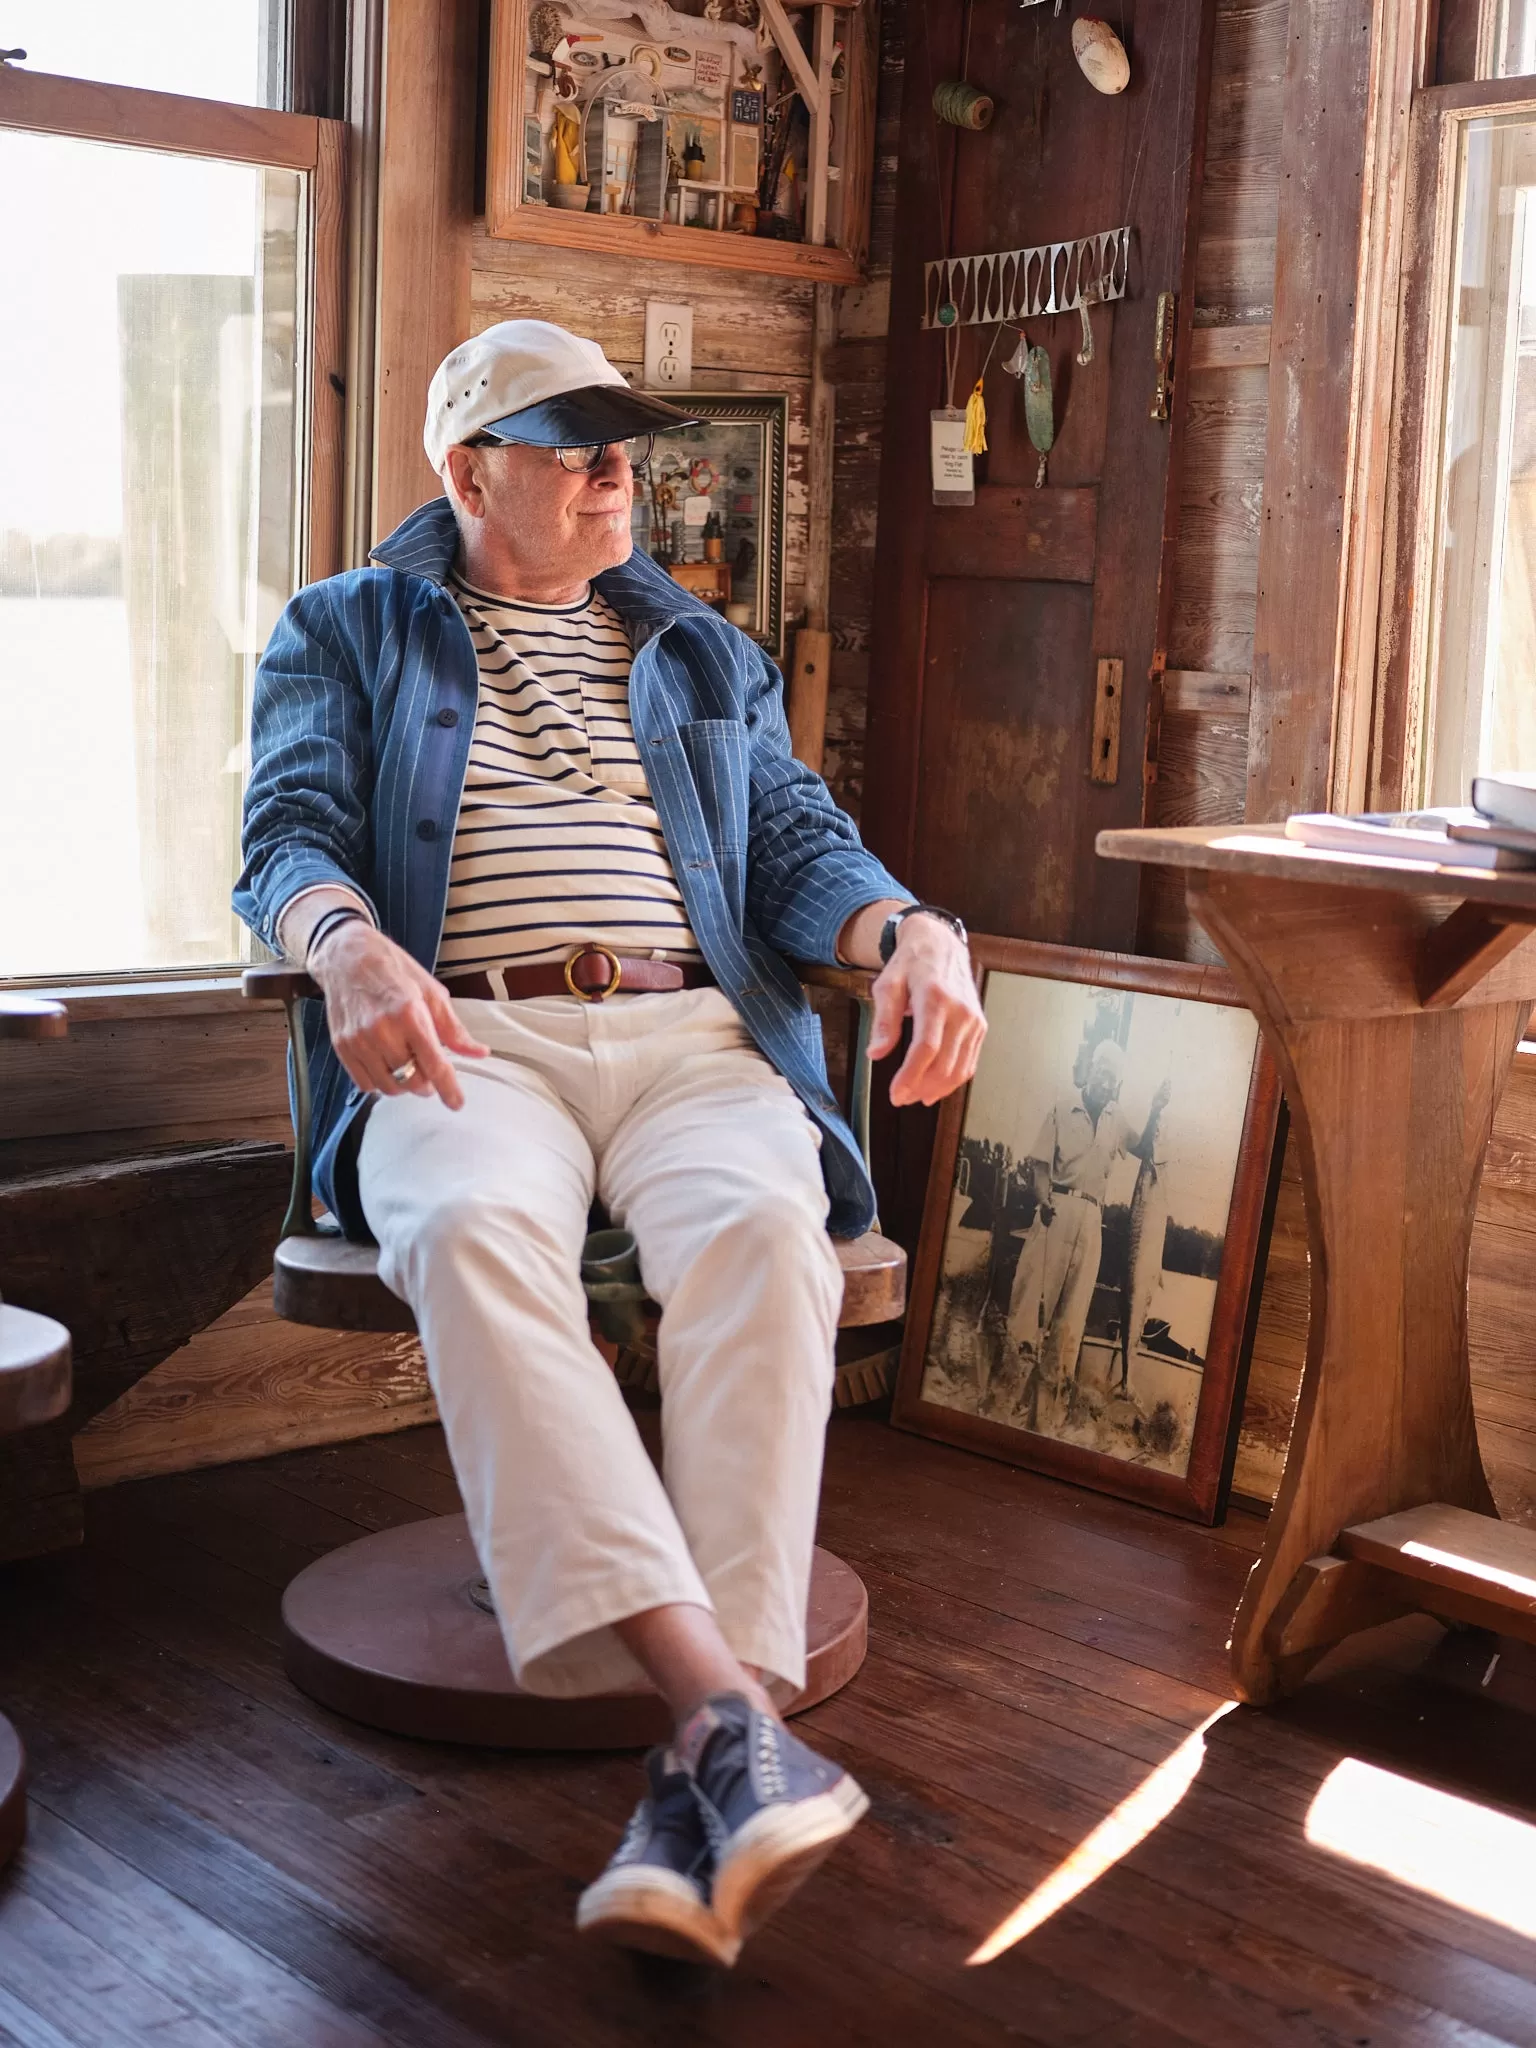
932, 79, 995, 129
1071, 17, 1130, 94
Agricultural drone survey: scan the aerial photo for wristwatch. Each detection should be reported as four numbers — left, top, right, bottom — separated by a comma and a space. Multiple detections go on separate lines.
878, 902, 968, 964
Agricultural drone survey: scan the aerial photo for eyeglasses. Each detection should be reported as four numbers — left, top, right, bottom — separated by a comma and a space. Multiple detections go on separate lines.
556, 435, 654, 475
465, 433, 654, 474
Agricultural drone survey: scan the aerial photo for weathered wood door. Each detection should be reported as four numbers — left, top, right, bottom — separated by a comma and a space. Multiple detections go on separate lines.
864, 0, 1215, 951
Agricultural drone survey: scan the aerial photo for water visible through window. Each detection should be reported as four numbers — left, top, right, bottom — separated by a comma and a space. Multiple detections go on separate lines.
0, 131, 304, 976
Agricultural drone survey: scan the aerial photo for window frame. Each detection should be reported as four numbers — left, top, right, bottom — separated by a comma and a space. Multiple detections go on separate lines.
1371, 70, 1536, 810
0, 61, 348, 993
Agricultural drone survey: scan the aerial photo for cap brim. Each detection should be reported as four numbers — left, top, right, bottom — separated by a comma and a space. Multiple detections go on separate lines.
480, 383, 701, 447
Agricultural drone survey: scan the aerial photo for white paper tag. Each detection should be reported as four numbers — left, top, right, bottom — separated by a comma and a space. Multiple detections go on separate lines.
683, 493, 711, 527
930, 408, 974, 506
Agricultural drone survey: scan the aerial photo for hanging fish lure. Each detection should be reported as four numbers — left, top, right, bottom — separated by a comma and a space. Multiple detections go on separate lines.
1023, 347, 1054, 488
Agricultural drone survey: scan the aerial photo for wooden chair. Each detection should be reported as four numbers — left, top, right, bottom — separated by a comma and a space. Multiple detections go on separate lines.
242, 962, 904, 1747
0, 997, 73, 1863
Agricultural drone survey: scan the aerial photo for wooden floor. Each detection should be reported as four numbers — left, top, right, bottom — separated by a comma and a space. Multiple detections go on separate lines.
3, 1415, 1536, 2046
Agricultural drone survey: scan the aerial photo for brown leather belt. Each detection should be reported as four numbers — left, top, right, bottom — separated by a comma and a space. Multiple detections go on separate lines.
441, 945, 716, 1005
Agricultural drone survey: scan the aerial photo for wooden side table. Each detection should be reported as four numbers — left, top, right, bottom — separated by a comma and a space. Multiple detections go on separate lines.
1099, 826, 1536, 1703
0, 996, 72, 1863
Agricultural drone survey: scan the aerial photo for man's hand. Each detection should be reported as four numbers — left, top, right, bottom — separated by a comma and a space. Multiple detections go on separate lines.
310, 920, 489, 1109
863, 912, 986, 1108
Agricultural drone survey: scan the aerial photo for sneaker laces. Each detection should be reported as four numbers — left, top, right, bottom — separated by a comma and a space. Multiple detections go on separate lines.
690, 1782, 730, 1858
754, 1716, 789, 1801
616, 1749, 711, 1875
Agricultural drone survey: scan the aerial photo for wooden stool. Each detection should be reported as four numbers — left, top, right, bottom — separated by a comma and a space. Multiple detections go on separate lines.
0, 997, 72, 1862
243, 963, 904, 1747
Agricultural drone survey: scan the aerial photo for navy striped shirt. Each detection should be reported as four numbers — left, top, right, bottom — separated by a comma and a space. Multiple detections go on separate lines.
439, 574, 700, 970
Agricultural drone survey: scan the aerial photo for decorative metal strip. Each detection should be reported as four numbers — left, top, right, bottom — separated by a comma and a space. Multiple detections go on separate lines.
922, 227, 1133, 329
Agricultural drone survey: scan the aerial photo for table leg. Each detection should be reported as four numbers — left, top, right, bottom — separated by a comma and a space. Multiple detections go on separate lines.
1190, 872, 1528, 1703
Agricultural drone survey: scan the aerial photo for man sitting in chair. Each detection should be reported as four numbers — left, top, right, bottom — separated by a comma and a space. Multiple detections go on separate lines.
236, 322, 984, 1966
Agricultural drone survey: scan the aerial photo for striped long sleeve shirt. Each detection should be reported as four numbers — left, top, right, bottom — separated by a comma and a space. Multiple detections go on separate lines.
437, 573, 701, 971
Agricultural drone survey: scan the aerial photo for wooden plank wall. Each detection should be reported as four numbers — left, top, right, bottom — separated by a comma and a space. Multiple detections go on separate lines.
1142, 0, 1283, 967
1149, 0, 1291, 1499
821, 2, 904, 818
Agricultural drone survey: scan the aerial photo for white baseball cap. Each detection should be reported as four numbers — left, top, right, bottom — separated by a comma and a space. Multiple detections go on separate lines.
423, 319, 699, 475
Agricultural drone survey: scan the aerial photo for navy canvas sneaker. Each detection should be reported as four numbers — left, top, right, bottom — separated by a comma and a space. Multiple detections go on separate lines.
678, 1693, 869, 1942
576, 1745, 740, 1967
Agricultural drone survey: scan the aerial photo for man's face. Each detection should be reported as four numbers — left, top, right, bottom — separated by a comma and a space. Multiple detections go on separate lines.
445, 439, 635, 583
1083, 1068, 1120, 1119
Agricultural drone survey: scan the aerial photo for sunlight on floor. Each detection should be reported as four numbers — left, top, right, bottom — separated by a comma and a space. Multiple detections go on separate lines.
1305, 1756, 1536, 1940
967, 1703, 1238, 1965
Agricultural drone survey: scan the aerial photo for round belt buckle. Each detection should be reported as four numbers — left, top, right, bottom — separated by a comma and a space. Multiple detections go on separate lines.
564, 945, 623, 1002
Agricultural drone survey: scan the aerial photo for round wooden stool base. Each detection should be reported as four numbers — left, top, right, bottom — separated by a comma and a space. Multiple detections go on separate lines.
0, 1717, 26, 1868
282, 1516, 867, 1749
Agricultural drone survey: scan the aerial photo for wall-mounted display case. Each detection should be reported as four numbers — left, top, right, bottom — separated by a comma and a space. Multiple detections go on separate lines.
486, 0, 877, 284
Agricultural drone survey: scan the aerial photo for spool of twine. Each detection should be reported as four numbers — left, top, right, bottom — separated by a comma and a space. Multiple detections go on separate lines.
932, 79, 994, 130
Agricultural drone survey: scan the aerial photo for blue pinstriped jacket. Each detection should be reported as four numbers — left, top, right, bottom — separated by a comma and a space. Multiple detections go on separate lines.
234, 498, 911, 1240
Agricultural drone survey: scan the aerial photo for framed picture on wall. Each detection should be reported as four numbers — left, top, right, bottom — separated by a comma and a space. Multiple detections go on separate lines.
631, 392, 787, 661
892, 938, 1284, 1523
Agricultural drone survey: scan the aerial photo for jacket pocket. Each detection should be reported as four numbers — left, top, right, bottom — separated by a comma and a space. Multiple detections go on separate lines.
675, 719, 750, 921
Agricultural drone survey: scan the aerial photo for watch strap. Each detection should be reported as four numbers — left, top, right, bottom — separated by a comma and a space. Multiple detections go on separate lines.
879, 902, 968, 963
305, 905, 370, 966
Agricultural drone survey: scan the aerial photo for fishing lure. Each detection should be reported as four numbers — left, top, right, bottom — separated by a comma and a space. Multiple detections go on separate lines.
1023, 346, 1054, 488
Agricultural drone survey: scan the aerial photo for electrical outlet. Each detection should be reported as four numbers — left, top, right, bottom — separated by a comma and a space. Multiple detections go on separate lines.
643, 301, 693, 389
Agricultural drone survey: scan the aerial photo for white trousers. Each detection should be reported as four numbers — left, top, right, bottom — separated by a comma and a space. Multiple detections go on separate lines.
356, 988, 842, 1698
1039, 1193, 1102, 1387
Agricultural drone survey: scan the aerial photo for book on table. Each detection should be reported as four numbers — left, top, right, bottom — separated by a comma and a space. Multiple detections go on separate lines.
1283, 808, 1536, 869
1472, 773, 1536, 834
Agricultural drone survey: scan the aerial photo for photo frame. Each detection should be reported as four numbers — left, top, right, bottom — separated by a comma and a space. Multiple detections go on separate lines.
630, 392, 787, 660
892, 938, 1284, 1524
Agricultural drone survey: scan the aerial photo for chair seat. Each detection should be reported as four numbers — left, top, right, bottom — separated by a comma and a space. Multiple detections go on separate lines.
273, 1227, 906, 1333
282, 1515, 867, 1748
0, 1303, 73, 1435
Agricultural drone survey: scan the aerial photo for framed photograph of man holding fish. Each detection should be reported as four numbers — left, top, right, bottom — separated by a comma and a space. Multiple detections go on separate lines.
891, 939, 1284, 1523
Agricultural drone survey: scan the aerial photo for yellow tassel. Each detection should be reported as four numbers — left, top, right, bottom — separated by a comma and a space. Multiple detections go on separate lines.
963, 376, 988, 455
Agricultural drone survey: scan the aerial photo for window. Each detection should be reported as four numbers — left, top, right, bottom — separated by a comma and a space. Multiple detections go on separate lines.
0, 6, 344, 982
1485, 1, 1536, 80
1371, 3, 1536, 809
1421, 109, 1536, 804
2, 0, 282, 106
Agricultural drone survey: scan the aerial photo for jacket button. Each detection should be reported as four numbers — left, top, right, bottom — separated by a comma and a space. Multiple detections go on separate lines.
436, 707, 459, 727
416, 819, 438, 841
